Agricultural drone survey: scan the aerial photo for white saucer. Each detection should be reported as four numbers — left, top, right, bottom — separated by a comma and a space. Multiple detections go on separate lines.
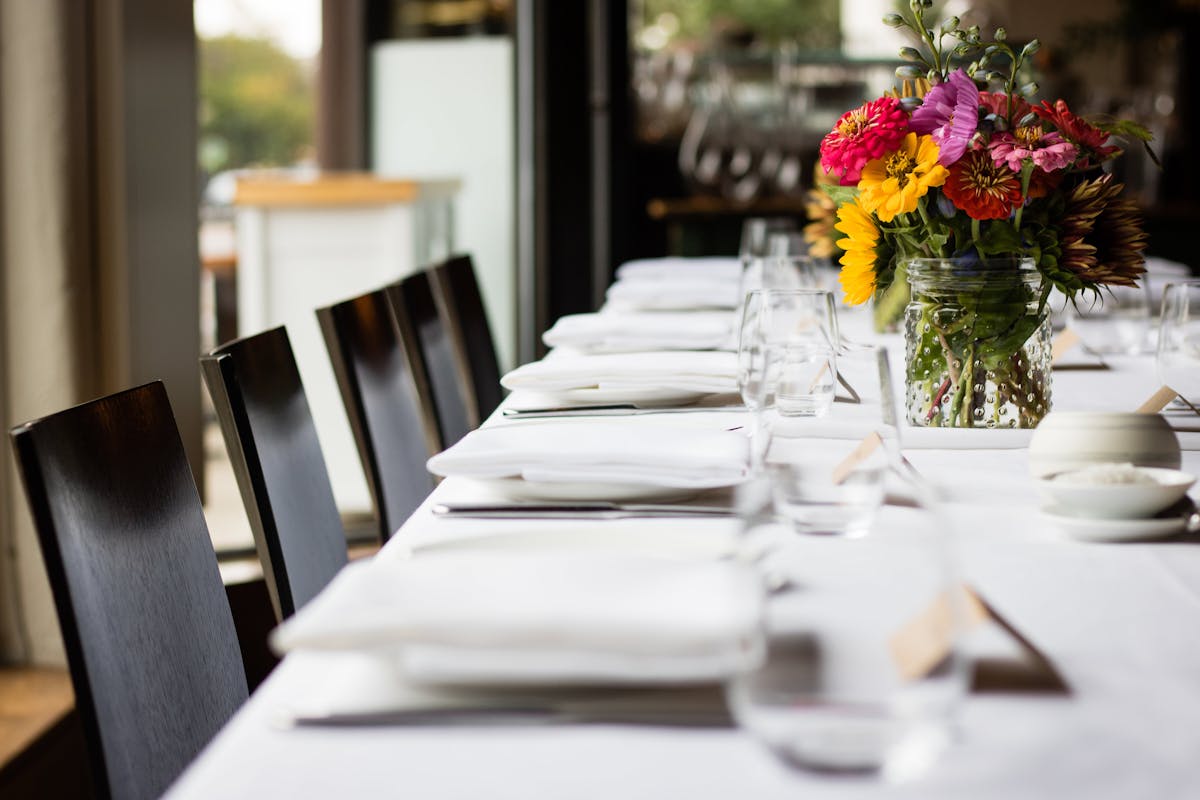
1041, 505, 1192, 543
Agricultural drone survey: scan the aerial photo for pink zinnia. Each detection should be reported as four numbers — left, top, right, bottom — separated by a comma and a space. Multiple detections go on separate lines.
909, 68, 980, 166
989, 126, 1077, 173
819, 97, 908, 186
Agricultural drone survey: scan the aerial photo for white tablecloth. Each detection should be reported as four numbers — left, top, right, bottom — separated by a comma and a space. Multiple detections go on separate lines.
166, 299, 1200, 800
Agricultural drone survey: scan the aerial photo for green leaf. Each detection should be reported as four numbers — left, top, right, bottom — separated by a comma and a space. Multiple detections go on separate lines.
821, 184, 860, 205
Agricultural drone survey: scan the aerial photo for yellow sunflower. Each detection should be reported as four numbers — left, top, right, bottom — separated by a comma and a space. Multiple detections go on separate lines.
833, 199, 880, 306
857, 133, 948, 223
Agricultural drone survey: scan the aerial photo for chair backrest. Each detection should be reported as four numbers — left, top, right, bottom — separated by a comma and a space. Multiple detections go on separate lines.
9, 382, 248, 800
317, 289, 437, 541
428, 254, 504, 426
201, 326, 348, 621
388, 269, 473, 448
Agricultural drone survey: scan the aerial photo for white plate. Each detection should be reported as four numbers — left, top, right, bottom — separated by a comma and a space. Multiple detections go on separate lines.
1041, 505, 1190, 543
468, 477, 703, 503
1036, 467, 1195, 519
549, 386, 716, 407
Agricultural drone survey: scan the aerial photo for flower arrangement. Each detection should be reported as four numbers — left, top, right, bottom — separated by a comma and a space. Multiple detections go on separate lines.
816, 1, 1153, 428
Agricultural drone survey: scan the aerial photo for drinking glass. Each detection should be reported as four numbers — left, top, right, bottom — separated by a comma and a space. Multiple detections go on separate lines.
728, 449, 966, 781
1067, 283, 1153, 355
1157, 280, 1200, 406
739, 218, 799, 314
739, 217, 798, 261
765, 344, 899, 537
737, 290, 774, 472
759, 289, 840, 419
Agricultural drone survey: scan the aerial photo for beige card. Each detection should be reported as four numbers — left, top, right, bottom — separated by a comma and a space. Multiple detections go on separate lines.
830, 431, 882, 485
1136, 385, 1178, 414
889, 585, 1069, 694
1050, 328, 1082, 364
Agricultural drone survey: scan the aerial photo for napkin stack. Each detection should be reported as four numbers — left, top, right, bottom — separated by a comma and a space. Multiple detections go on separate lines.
271, 554, 765, 685
501, 351, 739, 396
605, 277, 741, 311
615, 256, 742, 283
542, 310, 736, 353
427, 420, 749, 488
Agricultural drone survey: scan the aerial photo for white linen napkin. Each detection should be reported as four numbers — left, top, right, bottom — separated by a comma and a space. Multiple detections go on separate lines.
426, 420, 749, 487
270, 553, 764, 685
605, 277, 741, 311
615, 256, 742, 283
501, 351, 739, 395
542, 311, 736, 353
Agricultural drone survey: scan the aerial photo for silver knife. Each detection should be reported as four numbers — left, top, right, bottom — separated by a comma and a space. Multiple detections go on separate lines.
432, 501, 735, 519
502, 404, 743, 419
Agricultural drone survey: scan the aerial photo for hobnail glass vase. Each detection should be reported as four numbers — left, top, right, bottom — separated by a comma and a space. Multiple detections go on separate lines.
904, 257, 1051, 428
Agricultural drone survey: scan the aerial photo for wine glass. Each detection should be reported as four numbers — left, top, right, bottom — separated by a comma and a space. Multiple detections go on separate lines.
1157, 280, 1200, 407
1067, 283, 1153, 355
738, 290, 772, 472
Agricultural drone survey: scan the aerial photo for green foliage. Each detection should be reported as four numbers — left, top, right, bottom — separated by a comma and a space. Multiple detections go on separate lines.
199, 35, 314, 174
638, 0, 840, 50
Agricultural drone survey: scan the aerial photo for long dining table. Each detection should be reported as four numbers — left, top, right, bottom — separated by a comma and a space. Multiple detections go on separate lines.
167, 287, 1200, 799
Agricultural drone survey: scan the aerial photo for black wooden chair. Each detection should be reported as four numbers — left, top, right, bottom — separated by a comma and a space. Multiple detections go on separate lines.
387, 269, 473, 449
9, 382, 248, 800
201, 326, 348, 621
317, 289, 438, 542
428, 254, 504, 426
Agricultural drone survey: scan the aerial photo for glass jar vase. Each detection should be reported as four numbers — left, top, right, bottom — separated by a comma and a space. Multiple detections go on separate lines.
904, 257, 1052, 428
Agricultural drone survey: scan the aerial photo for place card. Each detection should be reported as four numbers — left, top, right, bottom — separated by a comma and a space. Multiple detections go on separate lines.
1050, 328, 1108, 370
831, 431, 882, 485
889, 585, 1069, 694
1050, 328, 1082, 364
1136, 385, 1178, 414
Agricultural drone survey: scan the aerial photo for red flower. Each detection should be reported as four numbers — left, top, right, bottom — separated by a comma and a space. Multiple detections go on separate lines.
979, 91, 1032, 125
819, 97, 909, 185
942, 150, 1024, 220
1033, 100, 1120, 165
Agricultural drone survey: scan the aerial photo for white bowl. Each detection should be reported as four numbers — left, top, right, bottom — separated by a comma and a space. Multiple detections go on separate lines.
1037, 466, 1196, 519
1028, 412, 1181, 478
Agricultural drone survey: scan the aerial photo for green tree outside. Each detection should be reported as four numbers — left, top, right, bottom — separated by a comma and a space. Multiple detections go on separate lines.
198, 34, 314, 175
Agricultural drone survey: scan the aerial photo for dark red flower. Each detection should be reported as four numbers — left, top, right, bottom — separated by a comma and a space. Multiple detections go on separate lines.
1033, 100, 1120, 164
979, 91, 1032, 125
942, 150, 1024, 220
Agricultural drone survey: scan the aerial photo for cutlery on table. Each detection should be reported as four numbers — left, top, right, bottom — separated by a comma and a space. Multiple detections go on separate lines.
501, 404, 744, 419
432, 502, 736, 519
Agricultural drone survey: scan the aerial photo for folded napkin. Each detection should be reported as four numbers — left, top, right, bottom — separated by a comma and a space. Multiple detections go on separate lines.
605, 277, 741, 311
501, 351, 739, 396
271, 553, 764, 685
427, 420, 749, 487
542, 311, 736, 353
615, 256, 743, 284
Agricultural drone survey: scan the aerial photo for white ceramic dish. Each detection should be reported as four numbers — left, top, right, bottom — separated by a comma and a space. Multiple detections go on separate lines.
1027, 412, 1181, 478
1041, 505, 1194, 543
460, 477, 705, 504
1036, 467, 1196, 519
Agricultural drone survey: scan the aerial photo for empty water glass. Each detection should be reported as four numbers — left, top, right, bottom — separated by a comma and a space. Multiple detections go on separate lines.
1157, 280, 1200, 406
775, 344, 836, 418
727, 457, 965, 781
765, 344, 899, 536
759, 289, 840, 419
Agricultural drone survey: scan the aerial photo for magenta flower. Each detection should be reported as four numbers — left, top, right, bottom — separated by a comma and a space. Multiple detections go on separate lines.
819, 96, 909, 185
989, 126, 1078, 173
909, 68, 980, 166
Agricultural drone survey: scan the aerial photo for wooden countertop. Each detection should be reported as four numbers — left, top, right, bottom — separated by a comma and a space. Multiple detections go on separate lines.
234, 172, 459, 208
